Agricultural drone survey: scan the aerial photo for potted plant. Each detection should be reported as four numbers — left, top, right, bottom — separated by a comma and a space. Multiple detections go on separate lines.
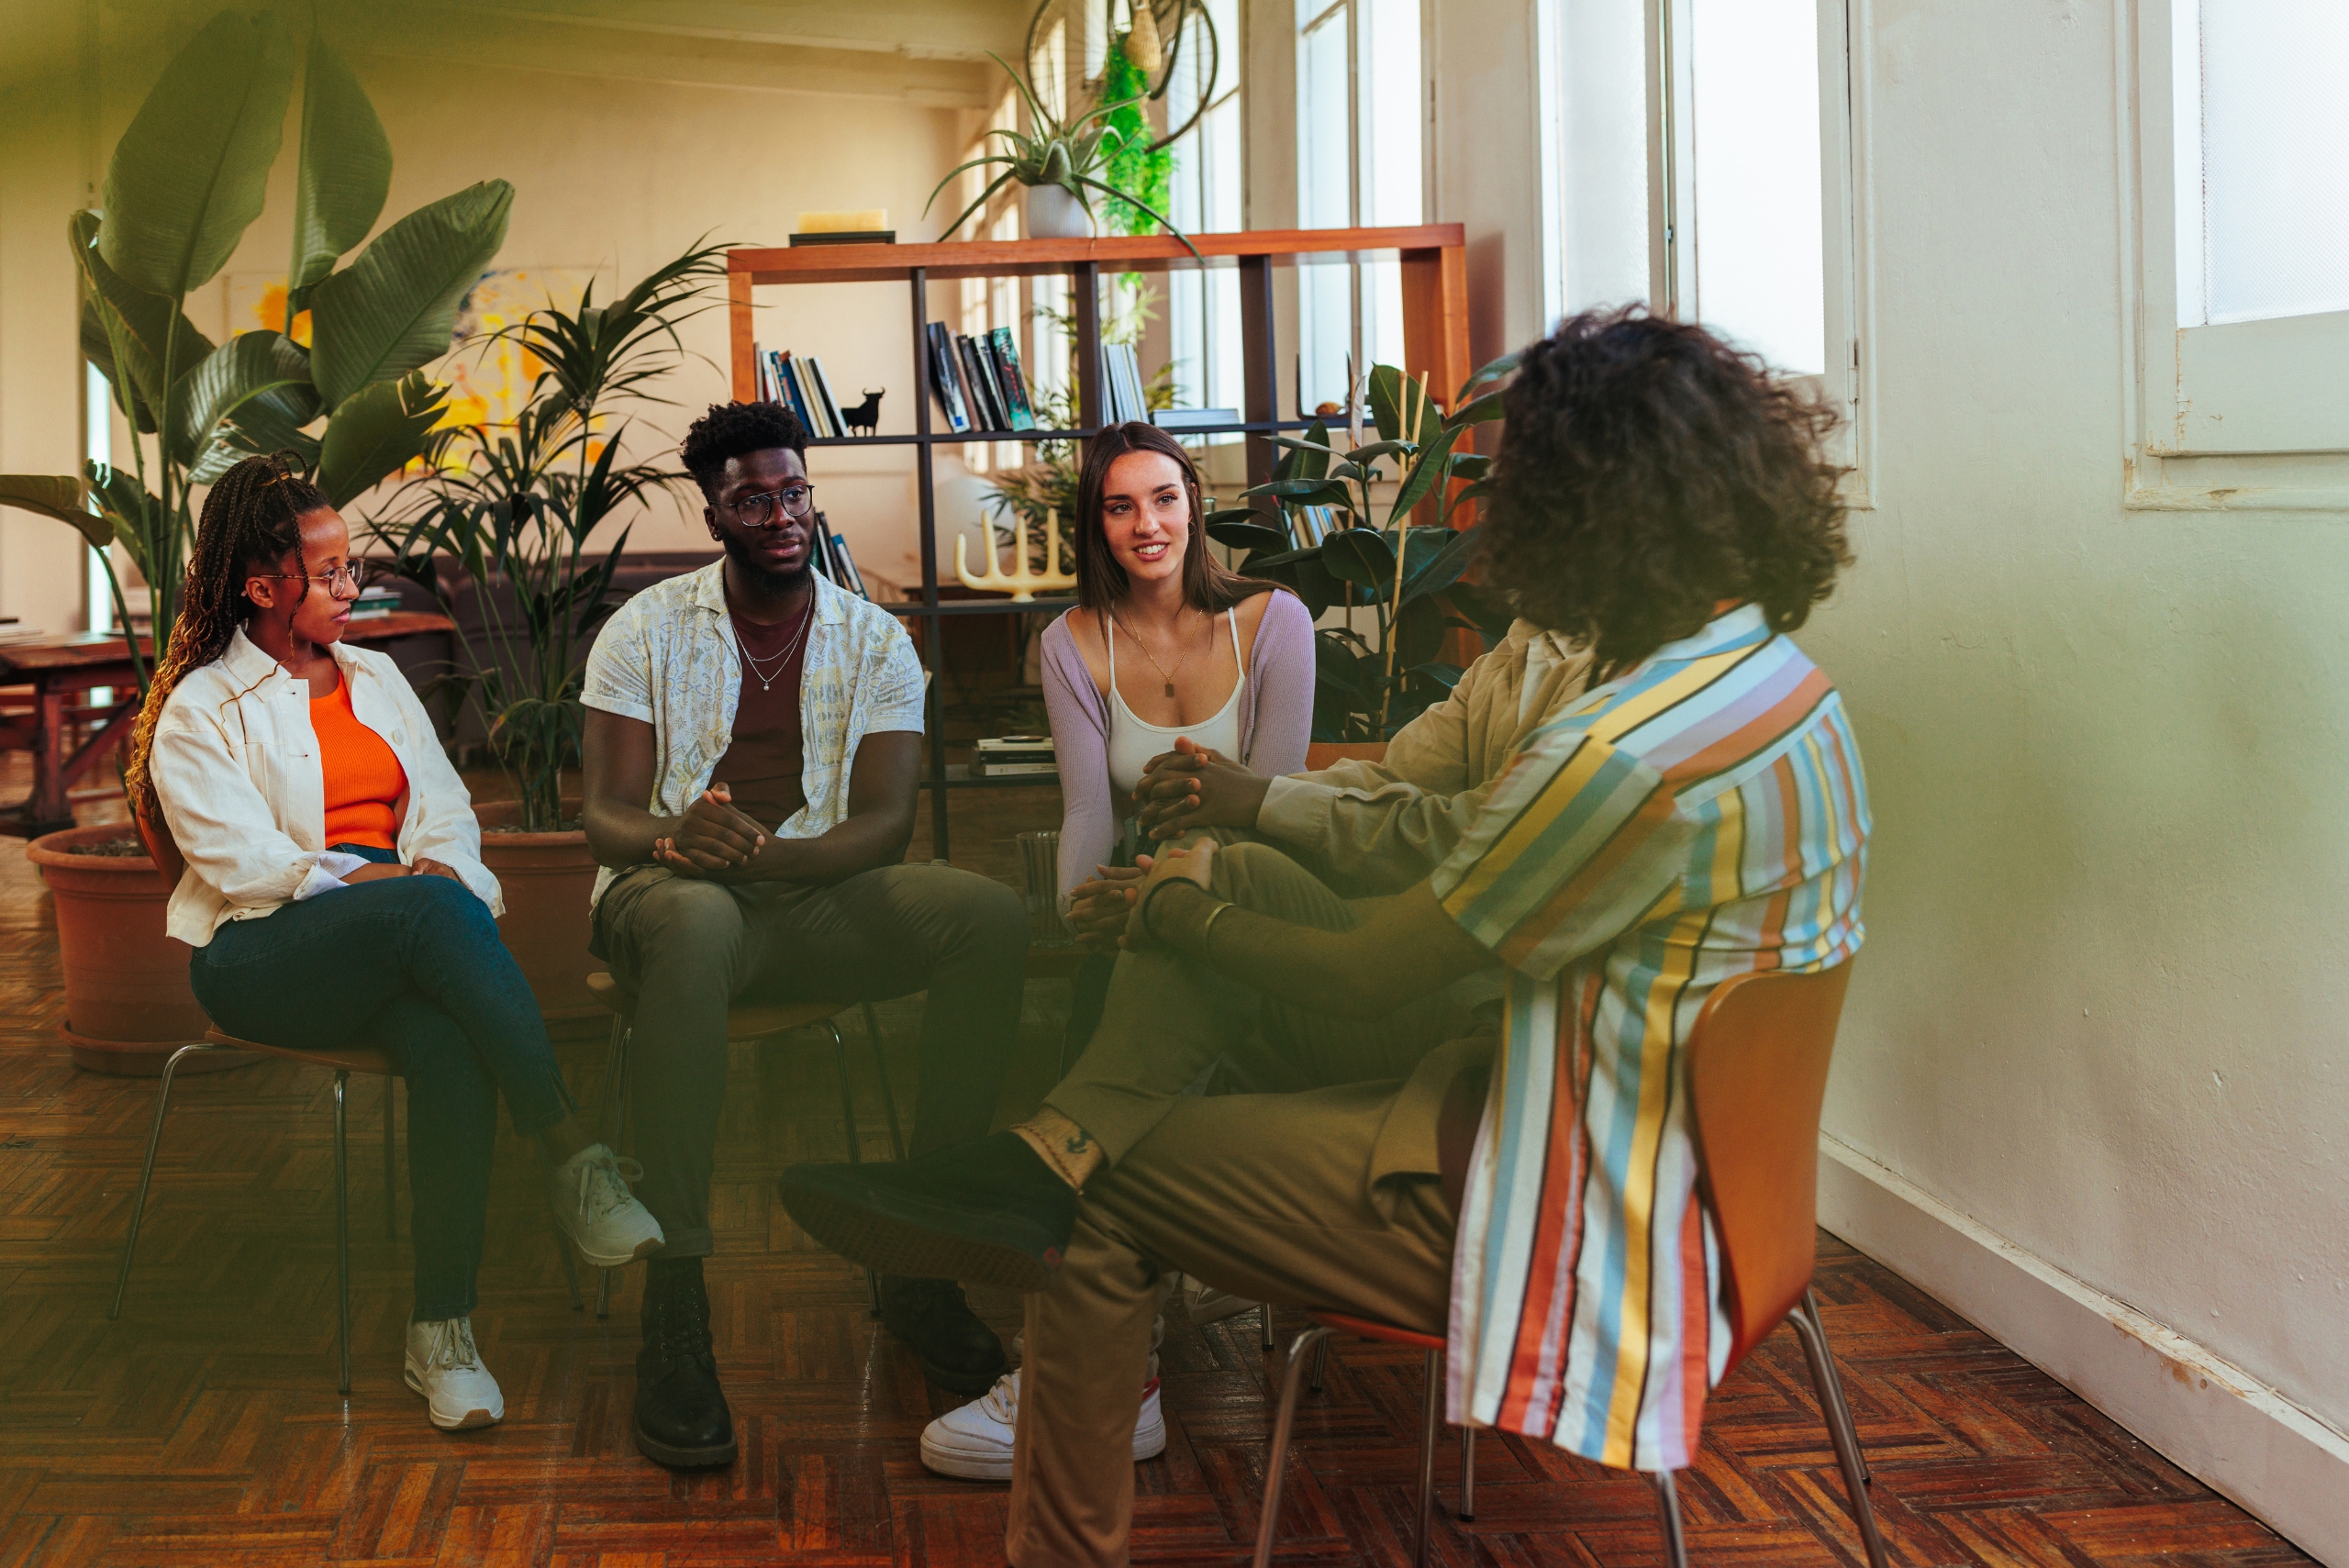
368, 241, 726, 1018
1207, 356, 1520, 742
927, 50, 1200, 257
0, 12, 510, 1072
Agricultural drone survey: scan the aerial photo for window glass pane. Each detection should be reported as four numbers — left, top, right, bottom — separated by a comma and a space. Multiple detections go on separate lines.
1298, 6, 1353, 410
1358, 0, 1421, 227
1549, 0, 1652, 314
1688, 0, 1825, 374
2196, 0, 2349, 325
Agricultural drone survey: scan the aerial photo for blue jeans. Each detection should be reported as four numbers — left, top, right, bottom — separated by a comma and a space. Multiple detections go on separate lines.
188, 848, 574, 1319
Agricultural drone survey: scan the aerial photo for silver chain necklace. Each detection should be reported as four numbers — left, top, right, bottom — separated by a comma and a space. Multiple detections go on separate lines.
733, 599, 813, 692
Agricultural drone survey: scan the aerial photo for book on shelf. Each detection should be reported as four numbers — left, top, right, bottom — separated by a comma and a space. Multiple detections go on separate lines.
755, 348, 780, 404
789, 354, 837, 438
926, 322, 972, 433
975, 735, 1055, 761
974, 335, 1016, 431
804, 353, 848, 439
348, 588, 402, 620
1294, 505, 1338, 546
1151, 407, 1241, 431
971, 759, 1060, 778
1099, 341, 1148, 425
829, 530, 870, 599
987, 327, 1038, 429
787, 229, 896, 246
958, 334, 1007, 432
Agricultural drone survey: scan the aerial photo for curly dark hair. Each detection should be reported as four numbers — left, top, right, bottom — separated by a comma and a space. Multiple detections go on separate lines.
1477, 307, 1851, 677
680, 399, 807, 500
123, 450, 330, 829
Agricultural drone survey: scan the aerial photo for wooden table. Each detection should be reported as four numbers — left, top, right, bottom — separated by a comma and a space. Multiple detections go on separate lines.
0, 611, 454, 837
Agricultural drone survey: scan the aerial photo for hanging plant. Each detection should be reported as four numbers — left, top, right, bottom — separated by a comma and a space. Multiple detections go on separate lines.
1097, 33, 1174, 239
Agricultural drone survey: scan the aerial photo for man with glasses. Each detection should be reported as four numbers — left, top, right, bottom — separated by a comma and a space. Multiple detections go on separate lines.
580, 399, 1028, 1471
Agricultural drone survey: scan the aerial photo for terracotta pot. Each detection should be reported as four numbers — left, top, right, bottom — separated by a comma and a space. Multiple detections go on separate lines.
1305, 740, 1390, 769
473, 799, 601, 1021
27, 825, 252, 1076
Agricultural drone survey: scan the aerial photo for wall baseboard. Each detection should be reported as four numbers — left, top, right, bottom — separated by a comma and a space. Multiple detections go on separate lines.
1817, 1136, 2348, 1566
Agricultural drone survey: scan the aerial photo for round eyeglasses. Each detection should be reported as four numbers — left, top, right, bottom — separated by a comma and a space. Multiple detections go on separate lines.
724, 484, 817, 528
257, 562, 364, 595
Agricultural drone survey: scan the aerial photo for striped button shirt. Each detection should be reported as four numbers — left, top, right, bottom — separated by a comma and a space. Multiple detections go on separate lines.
1432, 604, 1869, 1473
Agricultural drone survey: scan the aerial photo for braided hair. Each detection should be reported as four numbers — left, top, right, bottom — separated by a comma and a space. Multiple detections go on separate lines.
123, 451, 331, 828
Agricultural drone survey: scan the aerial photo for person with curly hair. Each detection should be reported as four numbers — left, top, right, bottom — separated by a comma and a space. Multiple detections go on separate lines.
130, 452, 662, 1437
779, 308, 1872, 1566
579, 400, 1028, 1470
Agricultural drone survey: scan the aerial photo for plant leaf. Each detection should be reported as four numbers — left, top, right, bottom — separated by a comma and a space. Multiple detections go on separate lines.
1319, 527, 1397, 587
72, 211, 215, 426
1387, 423, 1464, 524
0, 475, 108, 550
1398, 523, 1482, 606
1207, 519, 1291, 558
176, 331, 321, 472
1394, 595, 1447, 669
1454, 349, 1520, 406
308, 181, 514, 409
316, 372, 447, 506
1446, 389, 1509, 428
98, 10, 294, 298
288, 29, 392, 310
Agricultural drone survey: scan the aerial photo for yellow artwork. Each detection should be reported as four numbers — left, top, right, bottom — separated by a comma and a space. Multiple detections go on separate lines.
227, 267, 601, 433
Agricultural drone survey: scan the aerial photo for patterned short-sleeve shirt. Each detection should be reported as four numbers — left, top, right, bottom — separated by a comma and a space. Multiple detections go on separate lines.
1432, 604, 1869, 1473
581, 561, 926, 908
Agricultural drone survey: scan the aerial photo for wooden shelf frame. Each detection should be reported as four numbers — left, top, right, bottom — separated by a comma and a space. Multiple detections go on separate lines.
725, 224, 1469, 857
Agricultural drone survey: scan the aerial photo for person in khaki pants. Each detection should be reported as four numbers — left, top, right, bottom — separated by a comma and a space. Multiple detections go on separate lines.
782, 308, 1873, 1565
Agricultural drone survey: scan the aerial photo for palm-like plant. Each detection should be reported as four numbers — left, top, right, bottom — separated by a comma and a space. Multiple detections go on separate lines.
0, 11, 509, 694
925, 52, 1202, 261
366, 242, 729, 831
1206, 357, 1521, 741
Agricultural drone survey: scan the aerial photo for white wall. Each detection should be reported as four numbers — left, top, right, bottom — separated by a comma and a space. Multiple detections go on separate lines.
1422, 0, 2349, 1552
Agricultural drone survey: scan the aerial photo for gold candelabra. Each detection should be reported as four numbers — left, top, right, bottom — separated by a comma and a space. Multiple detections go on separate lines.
955, 508, 1079, 603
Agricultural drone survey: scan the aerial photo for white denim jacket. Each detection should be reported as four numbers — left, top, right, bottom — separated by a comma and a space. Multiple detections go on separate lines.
149, 627, 501, 946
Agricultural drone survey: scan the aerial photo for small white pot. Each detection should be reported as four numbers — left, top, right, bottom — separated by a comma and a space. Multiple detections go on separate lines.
1024, 183, 1095, 239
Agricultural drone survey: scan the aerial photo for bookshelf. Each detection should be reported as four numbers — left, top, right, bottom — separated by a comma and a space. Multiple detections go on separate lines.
725, 224, 1471, 858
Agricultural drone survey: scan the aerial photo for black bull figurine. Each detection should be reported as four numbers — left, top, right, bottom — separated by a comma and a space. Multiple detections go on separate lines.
841, 388, 884, 437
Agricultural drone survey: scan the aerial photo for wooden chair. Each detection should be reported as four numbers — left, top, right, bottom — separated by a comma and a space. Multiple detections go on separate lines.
1251, 963, 1886, 1568
583, 972, 903, 1318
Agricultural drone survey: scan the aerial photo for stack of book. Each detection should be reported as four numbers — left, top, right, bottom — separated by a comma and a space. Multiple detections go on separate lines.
754, 345, 853, 439
1152, 406, 1241, 433
972, 735, 1059, 779
1292, 505, 1343, 546
349, 587, 403, 621
806, 512, 873, 601
928, 323, 1040, 436
1099, 342, 1150, 424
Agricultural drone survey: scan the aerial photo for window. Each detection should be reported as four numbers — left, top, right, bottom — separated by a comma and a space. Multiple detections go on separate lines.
2129, 0, 2349, 493
1297, 0, 1424, 413
1538, 0, 1867, 484
1168, 0, 1244, 435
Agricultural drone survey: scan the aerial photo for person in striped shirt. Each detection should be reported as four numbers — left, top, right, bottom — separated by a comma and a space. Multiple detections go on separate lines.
782, 306, 1868, 1564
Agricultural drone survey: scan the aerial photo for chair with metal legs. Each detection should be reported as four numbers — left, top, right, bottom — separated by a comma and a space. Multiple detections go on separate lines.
108, 1028, 585, 1396
583, 972, 903, 1318
1252, 964, 1883, 1568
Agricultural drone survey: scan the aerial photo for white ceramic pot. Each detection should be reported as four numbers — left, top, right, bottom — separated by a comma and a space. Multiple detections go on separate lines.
1024, 182, 1095, 239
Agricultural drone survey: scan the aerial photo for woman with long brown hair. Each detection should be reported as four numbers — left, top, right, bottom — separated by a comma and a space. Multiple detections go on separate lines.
1038, 421, 1315, 951
127, 452, 660, 1434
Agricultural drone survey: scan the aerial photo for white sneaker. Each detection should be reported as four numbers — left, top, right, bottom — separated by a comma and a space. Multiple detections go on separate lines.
404, 1317, 504, 1430
919, 1369, 1165, 1482
548, 1143, 663, 1267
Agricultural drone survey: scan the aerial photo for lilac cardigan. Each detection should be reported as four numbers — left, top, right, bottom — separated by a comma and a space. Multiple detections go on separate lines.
1041, 589, 1317, 906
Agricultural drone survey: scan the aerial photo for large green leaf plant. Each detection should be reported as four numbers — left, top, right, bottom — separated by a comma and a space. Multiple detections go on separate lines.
0, 10, 511, 695
365, 241, 729, 831
1207, 355, 1521, 741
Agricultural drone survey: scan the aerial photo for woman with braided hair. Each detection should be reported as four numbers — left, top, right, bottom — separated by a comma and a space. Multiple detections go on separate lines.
127, 451, 662, 1433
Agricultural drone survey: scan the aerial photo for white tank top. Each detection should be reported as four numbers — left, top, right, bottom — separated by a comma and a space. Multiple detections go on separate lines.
1105, 608, 1248, 796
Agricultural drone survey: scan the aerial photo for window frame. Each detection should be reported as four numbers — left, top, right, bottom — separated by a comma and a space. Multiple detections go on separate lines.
1537, 0, 1875, 504
2123, 0, 2349, 508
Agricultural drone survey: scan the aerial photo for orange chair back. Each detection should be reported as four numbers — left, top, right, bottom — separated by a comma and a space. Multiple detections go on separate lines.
1686, 962, 1854, 1378
1305, 740, 1388, 770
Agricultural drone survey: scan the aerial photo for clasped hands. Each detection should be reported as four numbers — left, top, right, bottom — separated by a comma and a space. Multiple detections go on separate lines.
652, 783, 769, 880
1064, 838, 1218, 954
1063, 738, 1264, 954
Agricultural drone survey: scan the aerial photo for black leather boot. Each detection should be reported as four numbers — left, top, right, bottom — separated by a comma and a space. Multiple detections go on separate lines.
878, 1274, 1010, 1396
634, 1257, 736, 1468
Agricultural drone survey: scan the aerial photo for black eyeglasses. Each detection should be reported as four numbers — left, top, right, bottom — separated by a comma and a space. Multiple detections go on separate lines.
724, 484, 817, 528
257, 562, 364, 595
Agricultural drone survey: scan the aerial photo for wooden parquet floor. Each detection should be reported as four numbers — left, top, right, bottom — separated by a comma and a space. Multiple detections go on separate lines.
0, 763, 2310, 1566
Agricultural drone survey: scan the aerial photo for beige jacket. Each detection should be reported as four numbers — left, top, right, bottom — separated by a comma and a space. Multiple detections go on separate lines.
149, 628, 499, 946
1255, 619, 1593, 894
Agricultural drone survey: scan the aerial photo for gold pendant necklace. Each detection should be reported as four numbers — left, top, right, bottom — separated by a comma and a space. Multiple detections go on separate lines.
1110, 609, 1194, 699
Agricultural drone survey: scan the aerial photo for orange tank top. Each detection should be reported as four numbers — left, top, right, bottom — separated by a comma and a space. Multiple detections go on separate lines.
310, 675, 406, 851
